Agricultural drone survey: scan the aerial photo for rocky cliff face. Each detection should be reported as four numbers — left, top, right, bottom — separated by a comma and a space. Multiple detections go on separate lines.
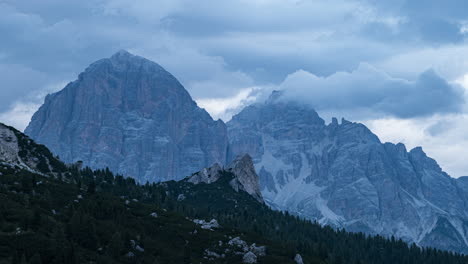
0, 123, 65, 174
187, 154, 264, 203
0, 124, 23, 166
227, 91, 468, 253
226, 154, 264, 203
25, 50, 228, 182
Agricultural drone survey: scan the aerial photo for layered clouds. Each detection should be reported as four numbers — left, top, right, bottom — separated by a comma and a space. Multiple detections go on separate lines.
279, 64, 465, 118
1, 0, 468, 176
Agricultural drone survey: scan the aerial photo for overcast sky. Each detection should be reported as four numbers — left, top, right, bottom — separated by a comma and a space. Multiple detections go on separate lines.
1, 0, 468, 177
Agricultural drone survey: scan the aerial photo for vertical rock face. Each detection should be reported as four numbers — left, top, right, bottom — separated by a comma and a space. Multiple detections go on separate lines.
227, 91, 468, 253
227, 154, 264, 203
25, 50, 228, 182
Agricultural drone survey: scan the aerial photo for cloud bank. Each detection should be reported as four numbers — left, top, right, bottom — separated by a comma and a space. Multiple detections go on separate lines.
280, 64, 465, 118
1, 0, 468, 176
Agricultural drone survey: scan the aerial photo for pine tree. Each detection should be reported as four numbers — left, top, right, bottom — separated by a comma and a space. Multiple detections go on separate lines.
108, 232, 124, 258
87, 180, 96, 194
29, 253, 42, 264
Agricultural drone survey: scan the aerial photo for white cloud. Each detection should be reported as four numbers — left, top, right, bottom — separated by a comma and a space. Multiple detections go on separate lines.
0, 79, 68, 131
279, 63, 464, 118
356, 71, 468, 178
196, 87, 262, 121
0, 101, 40, 131
456, 73, 468, 92
377, 44, 468, 81
363, 114, 468, 178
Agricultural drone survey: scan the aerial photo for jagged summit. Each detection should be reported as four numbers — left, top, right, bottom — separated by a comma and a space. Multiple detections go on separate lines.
25, 52, 228, 183
227, 154, 264, 203
227, 90, 468, 253
187, 154, 264, 203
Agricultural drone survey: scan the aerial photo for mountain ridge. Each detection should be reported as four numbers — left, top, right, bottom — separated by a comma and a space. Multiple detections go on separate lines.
23, 50, 468, 254
227, 93, 468, 253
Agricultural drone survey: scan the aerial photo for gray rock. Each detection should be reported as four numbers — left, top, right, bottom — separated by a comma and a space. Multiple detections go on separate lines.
242, 251, 257, 264
294, 254, 304, 264
228, 237, 249, 252
187, 163, 223, 184
177, 194, 186, 201
227, 155, 264, 203
249, 243, 266, 257
25, 50, 228, 183
135, 245, 145, 252
0, 123, 59, 174
205, 249, 222, 258
149, 212, 158, 218
193, 219, 220, 230
227, 91, 468, 253
0, 124, 22, 165
187, 154, 264, 203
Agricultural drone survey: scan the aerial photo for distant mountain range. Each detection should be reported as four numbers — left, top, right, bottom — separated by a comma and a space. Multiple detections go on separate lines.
228, 91, 468, 253
24, 51, 468, 253
1, 122, 466, 263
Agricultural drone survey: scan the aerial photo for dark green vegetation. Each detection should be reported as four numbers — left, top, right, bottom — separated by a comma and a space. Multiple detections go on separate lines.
0, 125, 468, 263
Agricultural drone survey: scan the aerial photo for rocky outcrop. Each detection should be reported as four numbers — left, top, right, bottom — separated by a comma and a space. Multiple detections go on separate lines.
187, 163, 223, 184
227, 155, 264, 203
294, 254, 304, 264
187, 154, 264, 203
242, 251, 257, 264
226, 237, 265, 263
25, 50, 228, 183
227, 91, 468, 253
193, 219, 220, 230
0, 123, 22, 165
0, 123, 64, 174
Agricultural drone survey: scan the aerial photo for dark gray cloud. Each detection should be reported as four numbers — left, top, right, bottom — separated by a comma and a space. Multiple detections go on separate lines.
0, 63, 50, 112
367, 0, 467, 44
280, 64, 465, 118
0, 0, 468, 128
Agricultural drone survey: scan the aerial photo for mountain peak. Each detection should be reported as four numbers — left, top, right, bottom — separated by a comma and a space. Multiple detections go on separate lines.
112, 49, 133, 57
266, 90, 284, 103
107, 49, 158, 67
25, 52, 228, 183
108, 49, 149, 64
409, 146, 426, 157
